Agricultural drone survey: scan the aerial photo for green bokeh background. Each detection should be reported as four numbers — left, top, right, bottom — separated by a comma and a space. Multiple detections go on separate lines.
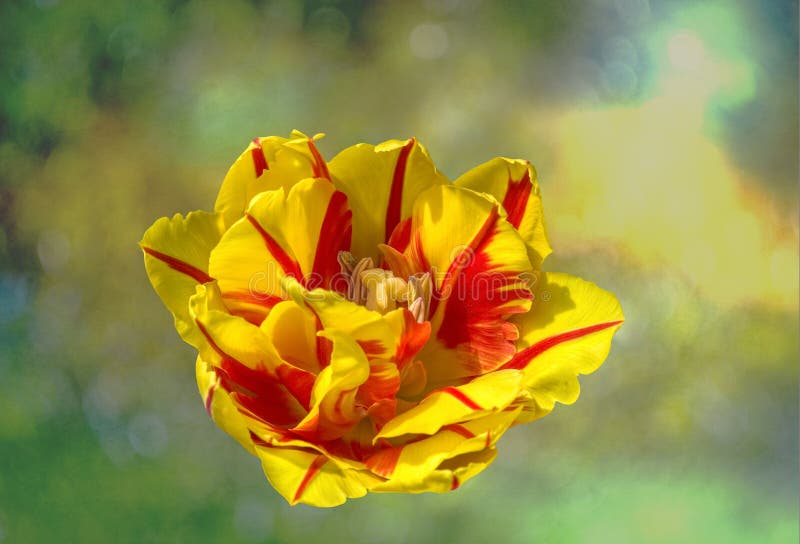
0, 0, 797, 542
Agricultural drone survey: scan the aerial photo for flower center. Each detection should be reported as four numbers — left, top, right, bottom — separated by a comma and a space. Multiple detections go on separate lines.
337, 251, 431, 322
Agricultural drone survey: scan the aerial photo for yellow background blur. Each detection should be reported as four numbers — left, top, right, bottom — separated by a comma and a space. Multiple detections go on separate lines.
0, 0, 797, 542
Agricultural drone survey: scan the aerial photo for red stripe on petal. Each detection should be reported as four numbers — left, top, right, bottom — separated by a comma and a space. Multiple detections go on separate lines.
365, 446, 403, 478
502, 320, 624, 370
196, 320, 227, 359
276, 364, 315, 411
357, 339, 386, 359
443, 424, 475, 439
251, 138, 269, 177
385, 139, 415, 243
430, 201, 534, 375
293, 455, 328, 503
246, 214, 304, 280
430, 204, 501, 318
312, 190, 352, 290
439, 386, 483, 410
502, 166, 532, 229
308, 139, 330, 180
387, 217, 412, 252
221, 290, 283, 309
395, 310, 431, 369
204, 382, 217, 417
304, 305, 333, 368
451, 475, 460, 490
196, 321, 304, 426
249, 431, 271, 447
142, 246, 213, 284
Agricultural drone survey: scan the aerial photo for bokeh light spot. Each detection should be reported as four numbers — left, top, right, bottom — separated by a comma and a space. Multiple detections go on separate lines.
667, 31, 707, 71
409, 23, 449, 60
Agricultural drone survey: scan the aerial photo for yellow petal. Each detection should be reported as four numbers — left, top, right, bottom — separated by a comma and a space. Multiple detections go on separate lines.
367, 409, 519, 493
284, 277, 430, 367
259, 299, 320, 375
505, 272, 624, 420
254, 445, 373, 507
214, 131, 331, 229
375, 369, 523, 440
407, 185, 534, 381
208, 178, 352, 322
291, 329, 371, 442
455, 157, 551, 267
189, 283, 310, 427
328, 138, 448, 261
195, 355, 255, 456
188, 282, 274, 365
140, 211, 224, 345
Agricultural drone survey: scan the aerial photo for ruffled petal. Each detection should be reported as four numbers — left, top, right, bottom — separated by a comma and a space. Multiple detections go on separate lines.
189, 283, 311, 427
403, 185, 534, 382
328, 138, 448, 261
455, 157, 551, 267
195, 355, 255, 455
367, 409, 520, 493
254, 445, 379, 507
208, 178, 352, 323
140, 211, 224, 345
214, 130, 331, 229
504, 272, 624, 422
375, 369, 523, 440
283, 277, 430, 368
291, 329, 371, 441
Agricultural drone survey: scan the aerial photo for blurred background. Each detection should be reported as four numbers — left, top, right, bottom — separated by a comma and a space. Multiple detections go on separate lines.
0, 0, 797, 542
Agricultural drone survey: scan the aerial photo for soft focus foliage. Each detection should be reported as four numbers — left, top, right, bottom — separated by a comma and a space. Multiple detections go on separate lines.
0, 0, 796, 540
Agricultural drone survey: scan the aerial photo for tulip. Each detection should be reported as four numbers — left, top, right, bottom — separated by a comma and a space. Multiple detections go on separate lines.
141, 131, 623, 506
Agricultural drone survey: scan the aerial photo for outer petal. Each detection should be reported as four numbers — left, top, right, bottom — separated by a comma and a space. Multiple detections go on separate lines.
404, 185, 534, 382
140, 211, 223, 345
375, 369, 524, 440
504, 272, 624, 422
367, 408, 520, 493
189, 283, 312, 427
214, 130, 331, 229
328, 138, 448, 261
195, 355, 256, 456
455, 158, 551, 267
254, 445, 374, 507
208, 178, 352, 323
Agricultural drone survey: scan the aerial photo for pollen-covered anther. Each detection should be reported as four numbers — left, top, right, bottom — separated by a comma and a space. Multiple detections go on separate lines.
361, 269, 407, 313
338, 251, 431, 320
407, 272, 432, 322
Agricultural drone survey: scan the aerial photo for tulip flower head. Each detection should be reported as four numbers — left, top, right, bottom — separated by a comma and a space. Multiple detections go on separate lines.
141, 131, 623, 507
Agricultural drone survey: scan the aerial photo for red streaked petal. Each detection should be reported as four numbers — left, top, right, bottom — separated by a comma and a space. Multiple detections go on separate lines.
307, 138, 331, 180
503, 320, 624, 370
385, 138, 415, 242
246, 213, 303, 280
509, 272, 624, 420
502, 166, 533, 229
438, 386, 483, 411
141, 246, 213, 284
311, 189, 352, 291
251, 138, 269, 177
387, 217, 412, 252
455, 157, 551, 267
292, 454, 329, 504
329, 137, 447, 262
407, 185, 534, 382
